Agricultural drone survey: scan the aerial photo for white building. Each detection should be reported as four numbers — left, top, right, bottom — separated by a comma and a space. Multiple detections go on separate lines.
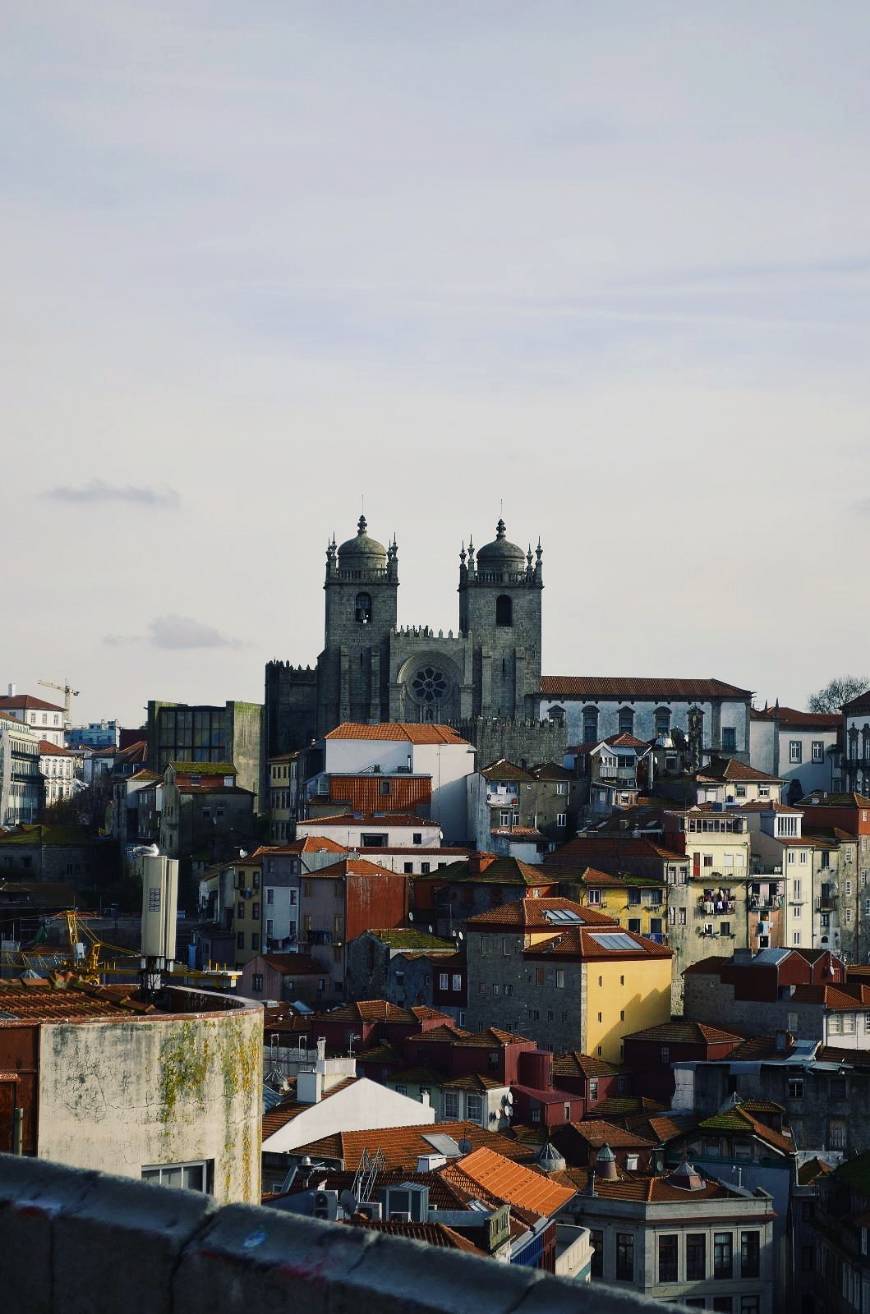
540, 676, 753, 760
295, 813, 443, 849
0, 712, 41, 826
321, 722, 476, 842
745, 807, 815, 949
0, 687, 66, 747
261, 1046, 434, 1157
842, 689, 870, 793
749, 704, 840, 800
38, 739, 78, 808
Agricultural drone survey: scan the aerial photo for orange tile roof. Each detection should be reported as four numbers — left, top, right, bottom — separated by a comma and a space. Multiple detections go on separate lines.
254, 837, 348, 856
347, 1218, 483, 1252
466, 896, 619, 930
696, 756, 781, 784
624, 1020, 743, 1045
325, 722, 469, 745
0, 981, 155, 1022
0, 693, 65, 712
561, 1119, 656, 1150
37, 739, 76, 756
292, 1121, 535, 1170
297, 814, 437, 829
523, 925, 672, 962
299, 857, 408, 880
553, 1051, 622, 1079
443, 1146, 575, 1217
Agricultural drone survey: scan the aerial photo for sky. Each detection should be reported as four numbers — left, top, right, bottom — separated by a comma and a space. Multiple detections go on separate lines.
3, 2, 870, 726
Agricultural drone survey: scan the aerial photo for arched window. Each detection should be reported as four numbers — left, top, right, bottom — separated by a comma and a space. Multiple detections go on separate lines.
863, 725, 870, 763
618, 707, 634, 736
654, 707, 672, 739
583, 706, 599, 744
496, 595, 513, 627
355, 592, 372, 624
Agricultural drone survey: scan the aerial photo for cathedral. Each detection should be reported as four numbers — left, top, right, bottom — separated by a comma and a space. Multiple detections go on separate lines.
265, 516, 565, 765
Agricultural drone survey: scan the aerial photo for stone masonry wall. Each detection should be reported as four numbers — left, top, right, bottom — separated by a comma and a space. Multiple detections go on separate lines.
0, 1154, 690, 1314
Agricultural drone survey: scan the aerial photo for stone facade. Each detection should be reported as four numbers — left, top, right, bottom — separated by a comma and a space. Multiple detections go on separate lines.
265, 517, 562, 767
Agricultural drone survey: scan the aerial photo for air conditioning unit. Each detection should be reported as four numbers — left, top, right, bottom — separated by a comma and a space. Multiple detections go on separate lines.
389, 1211, 412, 1223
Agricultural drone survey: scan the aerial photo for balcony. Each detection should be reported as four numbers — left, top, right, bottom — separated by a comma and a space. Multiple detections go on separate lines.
696, 899, 736, 917
749, 895, 783, 911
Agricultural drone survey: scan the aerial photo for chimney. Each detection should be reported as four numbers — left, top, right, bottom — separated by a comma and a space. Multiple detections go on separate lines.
594, 1143, 618, 1181
297, 1069, 324, 1104
316, 1036, 326, 1063
7, 683, 15, 697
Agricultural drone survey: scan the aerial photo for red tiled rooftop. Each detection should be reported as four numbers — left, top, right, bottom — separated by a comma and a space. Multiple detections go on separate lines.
541, 676, 752, 700
325, 722, 469, 745
292, 1122, 535, 1170
442, 1145, 575, 1217
467, 896, 619, 930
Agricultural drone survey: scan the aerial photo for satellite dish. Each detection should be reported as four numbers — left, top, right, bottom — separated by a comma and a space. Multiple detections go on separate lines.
340, 1189, 358, 1215
408, 911, 414, 922
504, 1091, 514, 1105
239, 849, 248, 858
457, 931, 464, 941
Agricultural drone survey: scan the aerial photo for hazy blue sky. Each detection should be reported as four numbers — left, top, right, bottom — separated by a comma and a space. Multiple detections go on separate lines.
4, 2, 870, 725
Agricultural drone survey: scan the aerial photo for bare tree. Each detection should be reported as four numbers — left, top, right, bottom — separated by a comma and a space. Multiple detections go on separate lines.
807, 676, 870, 713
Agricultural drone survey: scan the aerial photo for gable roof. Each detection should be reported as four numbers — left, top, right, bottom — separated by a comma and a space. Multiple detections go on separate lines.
37, 739, 77, 756
480, 758, 535, 782
562, 1119, 657, 1150
523, 924, 673, 963
552, 1051, 623, 1079
694, 1105, 795, 1155
426, 854, 554, 888
296, 813, 436, 830
0, 693, 64, 713
466, 896, 618, 931
624, 1020, 743, 1046
291, 1121, 535, 1170
325, 723, 469, 745
543, 835, 687, 871
442, 1146, 575, 1217
751, 705, 841, 729
696, 756, 781, 784
541, 676, 752, 701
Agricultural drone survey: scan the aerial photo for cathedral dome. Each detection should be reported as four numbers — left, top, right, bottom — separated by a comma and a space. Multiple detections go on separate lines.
476, 519, 525, 565
338, 516, 387, 567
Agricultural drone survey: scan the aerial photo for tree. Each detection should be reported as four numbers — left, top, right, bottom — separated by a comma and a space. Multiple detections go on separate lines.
807, 676, 870, 713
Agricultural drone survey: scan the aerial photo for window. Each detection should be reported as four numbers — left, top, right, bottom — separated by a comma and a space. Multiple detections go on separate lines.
588, 1078, 598, 1101
583, 707, 599, 744
252, 973, 263, 993
403, 862, 413, 873
420, 862, 430, 874
466, 1094, 483, 1122
658, 1234, 678, 1283
628, 918, 641, 934
618, 708, 634, 736
660, 1045, 670, 1064
236, 932, 245, 949
789, 740, 803, 764
686, 1233, 706, 1280
654, 707, 671, 739
788, 1076, 804, 1100
413, 832, 423, 845
616, 1233, 634, 1281
439, 973, 449, 989
714, 1232, 733, 1279
354, 592, 372, 624
812, 740, 825, 763
266, 888, 274, 905
722, 726, 737, 752
588, 888, 602, 905
712, 1301, 733, 1314
252, 903, 260, 920
828, 1119, 847, 1149
740, 1231, 760, 1279
451, 973, 462, 992
792, 931, 801, 945
564, 1102, 571, 1120
556, 813, 567, 827
251, 933, 260, 951
556, 969, 565, 988
590, 1229, 603, 1278
443, 1092, 459, 1118
142, 1160, 211, 1192
495, 594, 513, 627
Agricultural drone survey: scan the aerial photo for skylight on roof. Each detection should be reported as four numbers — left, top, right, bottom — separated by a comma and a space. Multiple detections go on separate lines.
545, 909, 583, 924
423, 1133, 461, 1156
588, 932, 641, 951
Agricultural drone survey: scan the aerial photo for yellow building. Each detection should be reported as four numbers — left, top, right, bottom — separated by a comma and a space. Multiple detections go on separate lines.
465, 895, 673, 1063
565, 866, 668, 943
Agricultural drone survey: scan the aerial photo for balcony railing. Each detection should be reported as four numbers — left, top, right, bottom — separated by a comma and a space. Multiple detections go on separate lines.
696, 900, 736, 917
749, 896, 783, 911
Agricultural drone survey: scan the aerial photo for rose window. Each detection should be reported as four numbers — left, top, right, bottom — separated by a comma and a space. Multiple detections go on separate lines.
411, 666, 448, 705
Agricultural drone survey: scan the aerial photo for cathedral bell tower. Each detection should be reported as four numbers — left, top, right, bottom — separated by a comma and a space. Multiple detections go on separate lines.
318, 516, 398, 730
458, 518, 543, 720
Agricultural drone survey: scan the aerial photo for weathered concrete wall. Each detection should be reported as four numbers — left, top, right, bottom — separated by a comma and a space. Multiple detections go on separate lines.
36, 1007, 262, 1204
0, 1154, 697, 1314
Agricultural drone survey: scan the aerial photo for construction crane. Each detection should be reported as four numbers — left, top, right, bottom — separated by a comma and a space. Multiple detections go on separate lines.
7, 909, 242, 991
38, 679, 79, 731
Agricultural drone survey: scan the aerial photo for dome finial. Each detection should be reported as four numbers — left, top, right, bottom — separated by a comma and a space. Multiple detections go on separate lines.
357, 513, 367, 537
495, 517, 506, 540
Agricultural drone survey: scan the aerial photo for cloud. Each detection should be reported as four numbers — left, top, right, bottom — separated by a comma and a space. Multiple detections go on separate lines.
45, 479, 180, 508
104, 615, 244, 650
853, 498, 870, 517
